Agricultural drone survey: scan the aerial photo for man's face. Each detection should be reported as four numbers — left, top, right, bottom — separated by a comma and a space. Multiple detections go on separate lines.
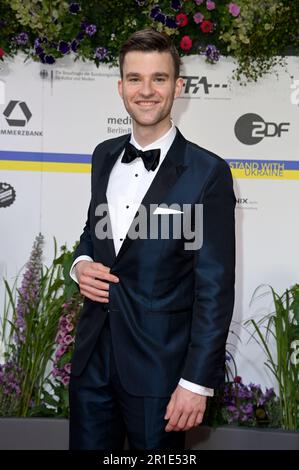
118, 51, 183, 128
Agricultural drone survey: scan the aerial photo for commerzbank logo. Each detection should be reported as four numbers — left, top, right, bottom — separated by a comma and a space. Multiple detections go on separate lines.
3, 100, 32, 127
1, 99, 42, 137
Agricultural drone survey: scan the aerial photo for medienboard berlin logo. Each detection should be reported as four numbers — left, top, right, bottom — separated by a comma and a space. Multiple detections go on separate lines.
0, 182, 16, 208
234, 113, 290, 145
3, 100, 32, 127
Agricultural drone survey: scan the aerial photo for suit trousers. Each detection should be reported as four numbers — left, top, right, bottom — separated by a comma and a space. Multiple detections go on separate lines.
69, 315, 185, 450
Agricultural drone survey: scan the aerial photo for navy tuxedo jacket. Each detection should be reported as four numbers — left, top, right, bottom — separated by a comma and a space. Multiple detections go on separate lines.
71, 129, 236, 397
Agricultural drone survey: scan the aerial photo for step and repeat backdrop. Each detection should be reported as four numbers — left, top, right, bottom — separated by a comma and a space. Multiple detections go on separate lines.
0, 54, 298, 387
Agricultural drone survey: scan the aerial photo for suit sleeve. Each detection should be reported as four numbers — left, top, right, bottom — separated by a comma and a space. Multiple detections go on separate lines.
71, 143, 102, 263
181, 159, 236, 389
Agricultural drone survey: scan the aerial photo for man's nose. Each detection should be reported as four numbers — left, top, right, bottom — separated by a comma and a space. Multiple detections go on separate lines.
139, 79, 154, 96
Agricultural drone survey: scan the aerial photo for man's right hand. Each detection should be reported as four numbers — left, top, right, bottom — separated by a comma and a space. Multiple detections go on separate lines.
75, 260, 119, 302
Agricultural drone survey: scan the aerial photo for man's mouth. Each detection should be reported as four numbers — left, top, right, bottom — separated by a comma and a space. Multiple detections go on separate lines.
135, 101, 159, 107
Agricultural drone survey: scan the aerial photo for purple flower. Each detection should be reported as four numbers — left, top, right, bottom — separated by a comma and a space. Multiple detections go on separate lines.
150, 6, 161, 19
15, 32, 29, 45
15, 234, 43, 344
206, 0, 215, 10
195, 0, 204, 4
204, 44, 220, 62
154, 13, 166, 24
58, 41, 70, 55
193, 12, 204, 24
85, 24, 97, 37
35, 45, 44, 55
165, 17, 178, 29
228, 2, 240, 17
69, 2, 80, 14
71, 40, 79, 52
45, 55, 55, 64
227, 405, 237, 412
76, 31, 84, 41
95, 47, 108, 61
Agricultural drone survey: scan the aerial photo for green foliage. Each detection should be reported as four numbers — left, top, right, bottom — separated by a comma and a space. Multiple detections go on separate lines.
245, 284, 299, 430
0, 1, 298, 81
0, 236, 82, 417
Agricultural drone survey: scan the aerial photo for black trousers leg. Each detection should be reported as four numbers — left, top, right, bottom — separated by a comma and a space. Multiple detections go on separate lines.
69, 318, 126, 450
69, 317, 185, 450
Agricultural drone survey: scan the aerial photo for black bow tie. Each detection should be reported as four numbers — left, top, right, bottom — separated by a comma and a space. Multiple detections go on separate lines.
121, 142, 161, 172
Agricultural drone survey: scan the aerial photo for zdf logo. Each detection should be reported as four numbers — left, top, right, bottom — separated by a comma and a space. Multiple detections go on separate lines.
234, 113, 290, 145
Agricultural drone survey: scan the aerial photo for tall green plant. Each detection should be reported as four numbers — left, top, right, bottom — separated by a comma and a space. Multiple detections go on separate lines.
245, 284, 299, 430
0, 235, 80, 417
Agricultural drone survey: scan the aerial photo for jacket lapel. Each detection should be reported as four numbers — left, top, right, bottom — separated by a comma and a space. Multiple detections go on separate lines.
94, 135, 130, 263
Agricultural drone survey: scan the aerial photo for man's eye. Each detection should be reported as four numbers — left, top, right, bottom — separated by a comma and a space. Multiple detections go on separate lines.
155, 77, 166, 82
129, 78, 139, 82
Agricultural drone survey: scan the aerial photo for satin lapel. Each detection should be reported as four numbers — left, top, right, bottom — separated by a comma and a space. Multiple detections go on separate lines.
115, 129, 188, 263
94, 135, 130, 263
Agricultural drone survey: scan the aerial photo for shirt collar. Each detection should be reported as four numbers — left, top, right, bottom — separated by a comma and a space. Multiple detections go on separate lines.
130, 121, 177, 155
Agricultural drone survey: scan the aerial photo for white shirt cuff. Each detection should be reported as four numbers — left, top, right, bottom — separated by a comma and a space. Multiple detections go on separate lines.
70, 255, 93, 283
179, 378, 214, 397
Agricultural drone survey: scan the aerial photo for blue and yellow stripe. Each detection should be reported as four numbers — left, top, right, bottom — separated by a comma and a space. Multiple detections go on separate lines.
1, 151, 299, 179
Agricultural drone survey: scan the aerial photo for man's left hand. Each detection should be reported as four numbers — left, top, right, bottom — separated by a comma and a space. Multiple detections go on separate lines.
164, 385, 207, 432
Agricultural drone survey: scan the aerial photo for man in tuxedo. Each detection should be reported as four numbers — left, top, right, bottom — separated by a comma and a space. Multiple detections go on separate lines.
69, 28, 235, 450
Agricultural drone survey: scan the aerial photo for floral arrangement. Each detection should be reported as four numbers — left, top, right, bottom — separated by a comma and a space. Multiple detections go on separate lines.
246, 284, 299, 431
0, 234, 82, 417
0, 1, 298, 81
221, 376, 281, 427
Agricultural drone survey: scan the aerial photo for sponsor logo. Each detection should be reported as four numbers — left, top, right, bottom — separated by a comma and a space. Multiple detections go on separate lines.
107, 116, 132, 135
3, 100, 32, 127
0, 182, 16, 208
180, 75, 230, 100
1, 100, 43, 137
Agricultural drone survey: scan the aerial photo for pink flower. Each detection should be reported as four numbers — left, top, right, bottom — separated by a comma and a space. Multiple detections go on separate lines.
64, 363, 72, 374
66, 323, 74, 332
193, 12, 204, 24
55, 345, 67, 359
228, 2, 240, 17
62, 376, 70, 386
206, 1, 215, 11
195, 0, 204, 4
64, 334, 74, 345
180, 35, 193, 51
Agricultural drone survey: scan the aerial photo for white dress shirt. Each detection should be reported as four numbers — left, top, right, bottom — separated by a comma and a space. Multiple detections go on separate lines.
71, 122, 214, 397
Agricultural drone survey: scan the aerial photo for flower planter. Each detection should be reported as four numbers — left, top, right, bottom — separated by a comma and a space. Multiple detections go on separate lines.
0, 418, 69, 450
0, 419, 298, 450
186, 425, 299, 450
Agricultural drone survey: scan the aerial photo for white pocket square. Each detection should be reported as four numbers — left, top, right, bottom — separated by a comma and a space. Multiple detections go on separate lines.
153, 207, 184, 215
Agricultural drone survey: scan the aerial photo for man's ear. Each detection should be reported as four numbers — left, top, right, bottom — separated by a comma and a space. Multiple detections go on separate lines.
174, 77, 184, 99
118, 79, 123, 99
